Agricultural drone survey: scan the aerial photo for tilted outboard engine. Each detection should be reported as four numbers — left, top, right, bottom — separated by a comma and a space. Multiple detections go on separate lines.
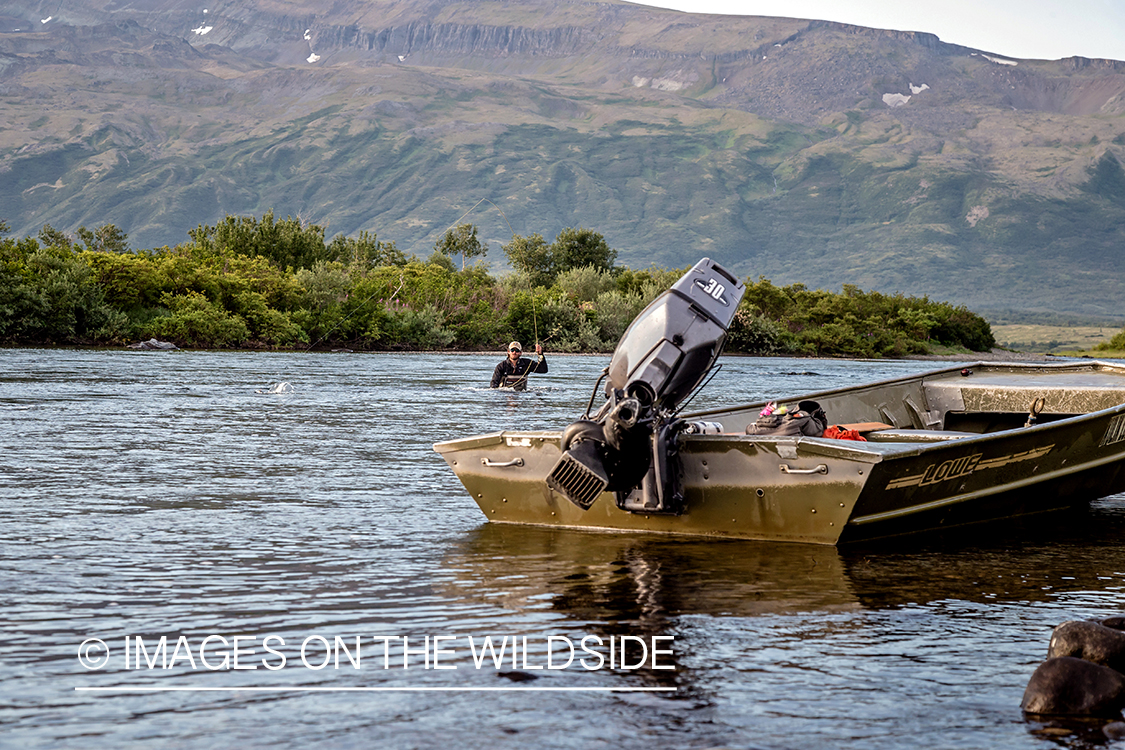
546, 258, 745, 514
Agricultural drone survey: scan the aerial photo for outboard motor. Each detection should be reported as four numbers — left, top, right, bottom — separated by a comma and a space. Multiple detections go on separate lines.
546, 258, 745, 513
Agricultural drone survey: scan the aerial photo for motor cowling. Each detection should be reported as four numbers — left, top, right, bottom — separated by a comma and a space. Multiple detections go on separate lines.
546, 258, 745, 512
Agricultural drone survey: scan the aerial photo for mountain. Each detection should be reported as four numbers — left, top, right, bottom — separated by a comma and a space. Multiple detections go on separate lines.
2, 0, 1124, 317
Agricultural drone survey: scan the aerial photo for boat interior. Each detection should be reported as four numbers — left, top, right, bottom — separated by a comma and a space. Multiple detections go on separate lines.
698, 362, 1125, 443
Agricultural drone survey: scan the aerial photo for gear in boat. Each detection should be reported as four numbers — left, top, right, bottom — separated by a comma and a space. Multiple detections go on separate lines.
546, 258, 745, 515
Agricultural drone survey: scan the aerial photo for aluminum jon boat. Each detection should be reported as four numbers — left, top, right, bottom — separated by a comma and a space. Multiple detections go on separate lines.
435, 260, 1125, 545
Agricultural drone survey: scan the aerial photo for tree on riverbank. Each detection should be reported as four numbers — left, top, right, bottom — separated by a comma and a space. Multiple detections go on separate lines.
434, 223, 488, 271
0, 212, 994, 356
502, 227, 617, 287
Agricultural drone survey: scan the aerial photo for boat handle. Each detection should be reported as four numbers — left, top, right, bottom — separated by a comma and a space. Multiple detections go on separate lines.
779, 463, 828, 475
481, 457, 525, 468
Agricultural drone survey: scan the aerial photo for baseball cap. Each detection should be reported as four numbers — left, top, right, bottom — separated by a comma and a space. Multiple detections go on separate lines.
508, 341, 522, 351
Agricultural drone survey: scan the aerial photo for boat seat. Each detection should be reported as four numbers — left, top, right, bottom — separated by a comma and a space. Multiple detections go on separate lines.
865, 428, 978, 443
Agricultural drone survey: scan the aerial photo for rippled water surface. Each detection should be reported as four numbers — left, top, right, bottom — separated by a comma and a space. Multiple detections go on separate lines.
3, 349, 1125, 749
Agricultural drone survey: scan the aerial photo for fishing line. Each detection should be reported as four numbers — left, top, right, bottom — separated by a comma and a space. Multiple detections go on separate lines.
439, 194, 548, 394
441, 197, 515, 238
507, 294, 545, 391
305, 274, 404, 351
262, 196, 513, 392
533, 296, 539, 347
504, 345, 542, 391
258, 274, 403, 393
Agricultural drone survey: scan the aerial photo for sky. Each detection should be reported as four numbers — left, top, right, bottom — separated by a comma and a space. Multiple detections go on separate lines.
635, 0, 1125, 62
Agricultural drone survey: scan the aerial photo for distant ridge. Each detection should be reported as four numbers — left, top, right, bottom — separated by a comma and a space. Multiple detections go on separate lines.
1, 0, 1124, 317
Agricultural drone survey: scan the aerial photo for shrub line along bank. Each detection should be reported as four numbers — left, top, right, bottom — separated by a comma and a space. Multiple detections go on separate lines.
0, 213, 1000, 357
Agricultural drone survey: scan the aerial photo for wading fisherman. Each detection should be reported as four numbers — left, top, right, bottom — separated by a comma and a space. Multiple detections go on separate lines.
490, 341, 547, 391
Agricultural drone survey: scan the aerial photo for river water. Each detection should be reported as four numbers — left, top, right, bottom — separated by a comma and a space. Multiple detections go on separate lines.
3, 348, 1125, 749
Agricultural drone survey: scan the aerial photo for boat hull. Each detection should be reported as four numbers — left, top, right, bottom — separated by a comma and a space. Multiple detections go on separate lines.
435, 431, 875, 544
435, 362, 1125, 545
842, 408, 1125, 542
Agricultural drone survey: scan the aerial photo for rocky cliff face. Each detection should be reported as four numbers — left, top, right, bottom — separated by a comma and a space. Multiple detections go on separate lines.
2, 0, 1124, 316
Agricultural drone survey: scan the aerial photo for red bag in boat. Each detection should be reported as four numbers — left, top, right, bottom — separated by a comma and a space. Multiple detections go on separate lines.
822, 425, 867, 441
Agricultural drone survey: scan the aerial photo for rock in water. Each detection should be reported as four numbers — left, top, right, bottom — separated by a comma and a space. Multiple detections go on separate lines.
1048, 620, 1125, 673
127, 338, 178, 350
1022, 656, 1125, 716
497, 670, 539, 682
1104, 722, 1125, 740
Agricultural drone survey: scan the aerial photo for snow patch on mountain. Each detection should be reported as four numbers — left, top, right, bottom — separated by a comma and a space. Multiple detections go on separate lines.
976, 53, 1018, 66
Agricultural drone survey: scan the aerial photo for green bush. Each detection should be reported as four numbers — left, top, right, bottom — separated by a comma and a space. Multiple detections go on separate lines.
501, 290, 551, 348
930, 304, 997, 351
188, 209, 330, 270
503, 228, 617, 287
1, 243, 122, 343
447, 298, 505, 349
615, 266, 685, 299
232, 290, 305, 346
1095, 328, 1125, 351
592, 289, 644, 344
736, 276, 995, 358
556, 265, 616, 302
726, 310, 789, 355
502, 233, 554, 287
425, 250, 457, 272
150, 291, 250, 348
537, 297, 601, 352
327, 230, 405, 269
382, 304, 455, 349
551, 227, 616, 275
0, 238, 49, 341
294, 261, 354, 343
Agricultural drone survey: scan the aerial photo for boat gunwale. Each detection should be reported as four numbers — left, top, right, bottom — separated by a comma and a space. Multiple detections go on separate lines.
434, 360, 1125, 457
680, 359, 1125, 423
434, 430, 560, 453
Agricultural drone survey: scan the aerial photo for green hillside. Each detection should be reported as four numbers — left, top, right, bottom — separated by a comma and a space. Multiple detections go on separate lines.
1, 0, 1124, 317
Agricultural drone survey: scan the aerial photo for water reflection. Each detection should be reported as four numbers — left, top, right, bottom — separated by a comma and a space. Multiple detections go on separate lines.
436, 502, 1125, 747
445, 497, 1125, 624
444, 525, 858, 621
843, 500, 1125, 610
443, 526, 859, 694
